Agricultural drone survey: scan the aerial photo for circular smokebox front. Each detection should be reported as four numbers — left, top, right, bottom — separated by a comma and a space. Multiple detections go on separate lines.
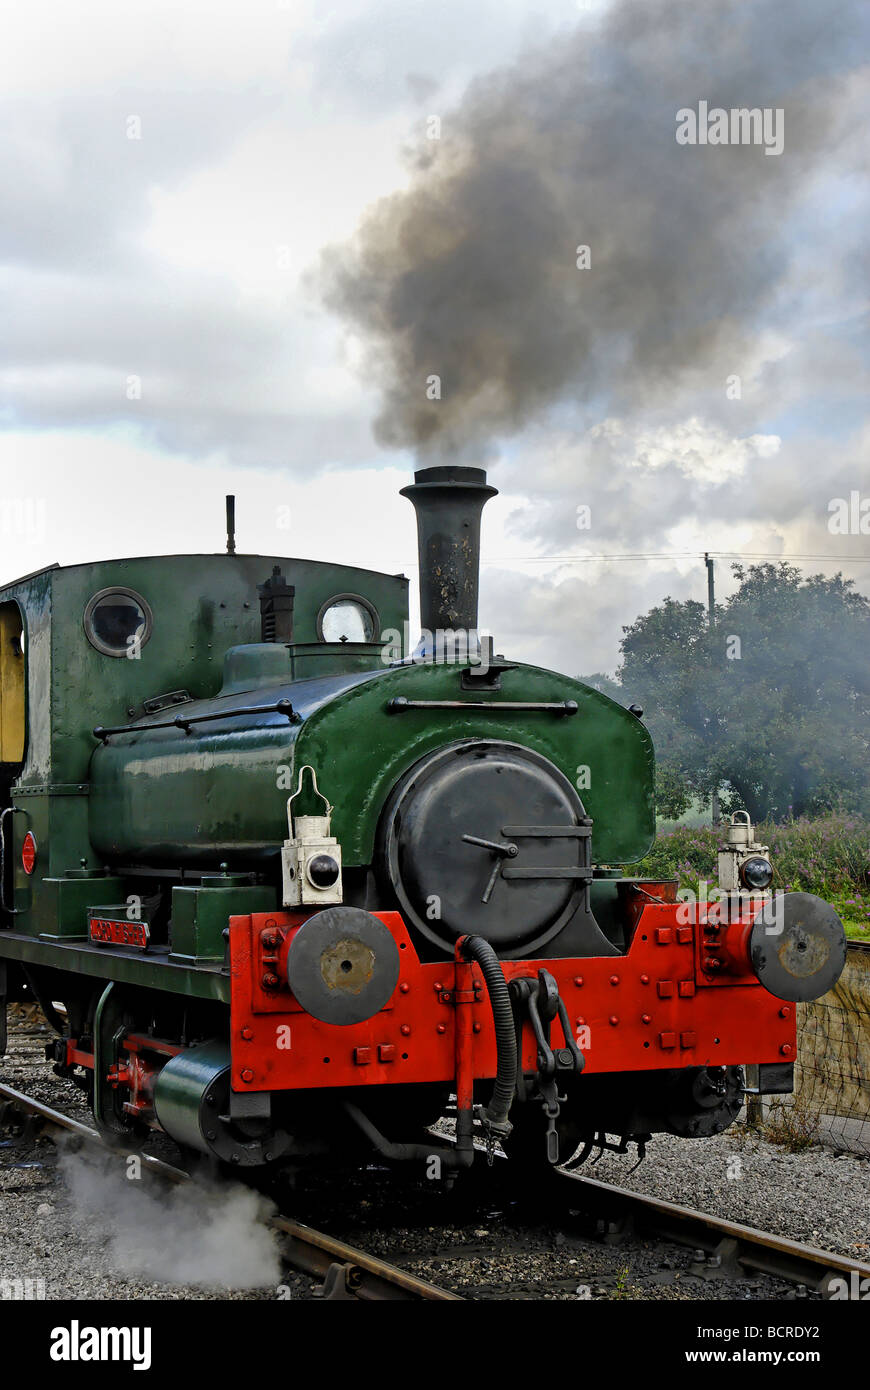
381, 740, 588, 957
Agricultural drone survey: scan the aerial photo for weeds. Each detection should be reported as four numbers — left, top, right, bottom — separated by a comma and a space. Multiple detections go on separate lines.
610, 1265, 633, 1300
762, 1099, 820, 1153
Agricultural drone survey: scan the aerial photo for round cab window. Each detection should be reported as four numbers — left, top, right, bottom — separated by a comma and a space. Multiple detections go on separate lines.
317, 595, 378, 644
84, 588, 153, 657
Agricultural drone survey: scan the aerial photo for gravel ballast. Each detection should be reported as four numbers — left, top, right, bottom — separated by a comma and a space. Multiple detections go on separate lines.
2, 1010, 866, 1300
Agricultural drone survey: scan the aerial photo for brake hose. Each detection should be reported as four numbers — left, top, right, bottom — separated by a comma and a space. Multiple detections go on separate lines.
460, 934, 517, 1135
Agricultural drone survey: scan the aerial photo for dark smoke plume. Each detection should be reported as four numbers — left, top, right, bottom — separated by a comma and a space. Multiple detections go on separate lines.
319, 0, 866, 460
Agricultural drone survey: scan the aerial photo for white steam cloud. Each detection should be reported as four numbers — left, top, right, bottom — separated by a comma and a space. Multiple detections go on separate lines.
58, 1145, 282, 1292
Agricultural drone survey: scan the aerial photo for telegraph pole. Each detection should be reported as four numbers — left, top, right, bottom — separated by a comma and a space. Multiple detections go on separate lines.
705, 553, 720, 827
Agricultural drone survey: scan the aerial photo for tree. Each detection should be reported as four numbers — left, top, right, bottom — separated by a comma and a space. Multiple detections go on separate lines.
579, 671, 625, 702
654, 766, 695, 820
614, 564, 870, 822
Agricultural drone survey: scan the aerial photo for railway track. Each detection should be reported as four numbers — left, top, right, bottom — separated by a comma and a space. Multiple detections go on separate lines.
555, 1167, 870, 1296
0, 1080, 462, 1302
2, 1035, 867, 1302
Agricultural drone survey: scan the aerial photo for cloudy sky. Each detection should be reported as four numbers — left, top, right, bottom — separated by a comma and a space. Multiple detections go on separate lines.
2, 0, 868, 676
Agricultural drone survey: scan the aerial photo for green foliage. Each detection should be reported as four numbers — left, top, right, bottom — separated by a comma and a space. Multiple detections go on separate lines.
631, 814, 870, 939
610, 1266, 633, 1300
615, 563, 870, 822
579, 671, 625, 703
654, 766, 694, 820
632, 822, 719, 885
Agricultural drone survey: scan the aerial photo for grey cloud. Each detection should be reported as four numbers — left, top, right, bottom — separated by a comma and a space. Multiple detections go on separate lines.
479, 560, 701, 678
0, 264, 383, 468
296, 0, 578, 116
0, 90, 276, 274
498, 421, 870, 551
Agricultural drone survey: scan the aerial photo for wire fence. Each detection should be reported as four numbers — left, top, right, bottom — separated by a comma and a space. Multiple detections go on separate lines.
760, 943, 870, 1155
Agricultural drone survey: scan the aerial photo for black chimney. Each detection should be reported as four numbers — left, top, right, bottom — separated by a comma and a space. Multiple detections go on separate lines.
400, 465, 497, 645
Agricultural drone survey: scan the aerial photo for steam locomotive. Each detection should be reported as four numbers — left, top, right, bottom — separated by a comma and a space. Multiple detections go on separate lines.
0, 466, 846, 1173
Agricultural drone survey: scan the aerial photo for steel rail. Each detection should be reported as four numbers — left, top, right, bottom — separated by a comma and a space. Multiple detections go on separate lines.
0, 1080, 188, 1176
429, 1123, 869, 1295
5, 1074, 865, 1298
559, 1168, 870, 1294
268, 1215, 462, 1301
0, 1081, 461, 1302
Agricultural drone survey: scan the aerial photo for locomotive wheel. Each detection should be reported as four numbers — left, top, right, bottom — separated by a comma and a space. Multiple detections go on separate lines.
664, 1065, 744, 1138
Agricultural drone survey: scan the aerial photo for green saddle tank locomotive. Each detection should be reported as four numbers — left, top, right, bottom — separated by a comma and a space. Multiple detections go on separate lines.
0, 466, 846, 1172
